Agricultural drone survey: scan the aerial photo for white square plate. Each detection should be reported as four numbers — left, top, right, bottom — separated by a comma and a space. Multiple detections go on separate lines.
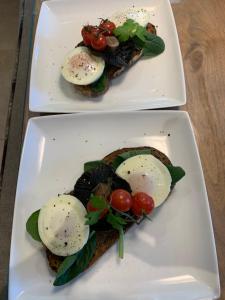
9, 111, 219, 300
29, 0, 186, 112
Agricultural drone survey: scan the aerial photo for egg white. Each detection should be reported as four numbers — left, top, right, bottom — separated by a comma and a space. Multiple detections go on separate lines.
61, 46, 105, 85
38, 195, 89, 257
111, 7, 151, 27
116, 154, 172, 207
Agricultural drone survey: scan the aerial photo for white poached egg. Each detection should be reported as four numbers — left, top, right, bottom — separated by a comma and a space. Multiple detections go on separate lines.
61, 46, 105, 85
111, 7, 151, 27
38, 195, 89, 256
116, 154, 172, 207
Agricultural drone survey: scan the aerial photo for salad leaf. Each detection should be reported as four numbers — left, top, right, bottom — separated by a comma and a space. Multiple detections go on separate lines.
111, 148, 151, 170
54, 231, 97, 286
166, 165, 185, 185
26, 210, 41, 242
84, 160, 105, 172
111, 156, 124, 170
91, 73, 108, 94
55, 252, 79, 280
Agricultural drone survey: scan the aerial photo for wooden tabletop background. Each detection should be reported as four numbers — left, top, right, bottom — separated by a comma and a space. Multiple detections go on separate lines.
0, 0, 224, 299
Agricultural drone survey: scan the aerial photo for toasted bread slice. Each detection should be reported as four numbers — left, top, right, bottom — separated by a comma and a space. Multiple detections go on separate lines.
46, 146, 172, 273
74, 49, 142, 97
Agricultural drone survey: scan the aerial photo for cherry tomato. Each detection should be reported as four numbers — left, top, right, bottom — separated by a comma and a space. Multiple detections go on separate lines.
110, 189, 133, 212
81, 26, 94, 46
99, 19, 116, 36
91, 34, 107, 51
87, 200, 108, 219
131, 192, 154, 216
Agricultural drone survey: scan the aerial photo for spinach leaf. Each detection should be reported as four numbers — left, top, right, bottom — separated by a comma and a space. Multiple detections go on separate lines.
113, 19, 165, 57
54, 231, 97, 286
111, 149, 151, 170
55, 252, 79, 280
84, 160, 105, 172
166, 165, 186, 185
111, 156, 124, 170
91, 73, 108, 94
142, 33, 165, 56
26, 210, 41, 242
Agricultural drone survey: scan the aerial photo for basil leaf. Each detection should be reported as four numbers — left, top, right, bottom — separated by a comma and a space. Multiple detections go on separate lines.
166, 165, 185, 185
54, 231, 97, 286
84, 160, 104, 172
85, 210, 102, 225
26, 210, 41, 242
111, 149, 151, 170
90, 195, 109, 210
91, 73, 108, 94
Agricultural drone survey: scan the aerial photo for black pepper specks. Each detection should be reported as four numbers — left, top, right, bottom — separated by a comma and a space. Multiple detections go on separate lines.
64, 242, 68, 246
127, 170, 131, 174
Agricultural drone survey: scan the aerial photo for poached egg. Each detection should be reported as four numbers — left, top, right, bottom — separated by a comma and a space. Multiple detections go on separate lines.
116, 154, 172, 207
61, 46, 105, 85
38, 195, 89, 256
111, 7, 151, 27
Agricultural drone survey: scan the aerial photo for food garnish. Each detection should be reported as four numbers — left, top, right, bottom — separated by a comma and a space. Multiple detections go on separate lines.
26, 147, 185, 286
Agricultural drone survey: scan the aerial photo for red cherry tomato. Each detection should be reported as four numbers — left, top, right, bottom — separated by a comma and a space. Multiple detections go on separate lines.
110, 189, 133, 212
81, 26, 93, 46
131, 192, 154, 217
99, 19, 116, 36
91, 34, 107, 51
87, 200, 108, 219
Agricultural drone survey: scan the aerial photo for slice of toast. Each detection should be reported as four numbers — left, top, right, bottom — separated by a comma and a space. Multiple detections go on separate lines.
46, 146, 172, 273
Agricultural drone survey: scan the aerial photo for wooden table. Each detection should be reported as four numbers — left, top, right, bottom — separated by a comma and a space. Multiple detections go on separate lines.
0, 0, 224, 299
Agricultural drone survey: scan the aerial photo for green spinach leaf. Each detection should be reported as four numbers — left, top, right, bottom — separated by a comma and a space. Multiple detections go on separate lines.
111, 149, 151, 170
54, 231, 97, 286
26, 210, 41, 242
142, 33, 165, 56
84, 160, 105, 172
166, 165, 185, 185
91, 73, 108, 94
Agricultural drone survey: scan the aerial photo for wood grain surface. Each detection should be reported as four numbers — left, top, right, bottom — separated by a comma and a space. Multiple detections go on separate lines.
173, 1, 225, 297
0, 0, 224, 299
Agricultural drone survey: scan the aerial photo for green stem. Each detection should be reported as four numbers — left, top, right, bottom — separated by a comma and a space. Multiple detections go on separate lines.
118, 228, 124, 259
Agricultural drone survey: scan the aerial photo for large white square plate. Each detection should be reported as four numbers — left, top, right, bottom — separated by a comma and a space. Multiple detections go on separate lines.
9, 111, 219, 300
29, 0, 186, 112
